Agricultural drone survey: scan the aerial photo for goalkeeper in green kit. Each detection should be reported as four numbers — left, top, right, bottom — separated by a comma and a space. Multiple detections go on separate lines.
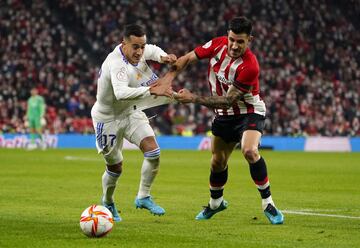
26, 88, 46, 150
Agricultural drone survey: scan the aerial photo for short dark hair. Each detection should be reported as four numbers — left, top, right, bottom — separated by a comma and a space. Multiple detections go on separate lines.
124, 24, 145, 38
228, 16, 252, 35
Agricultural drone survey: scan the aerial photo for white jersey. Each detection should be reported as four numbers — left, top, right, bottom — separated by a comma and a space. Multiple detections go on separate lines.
91, 44, 173, 122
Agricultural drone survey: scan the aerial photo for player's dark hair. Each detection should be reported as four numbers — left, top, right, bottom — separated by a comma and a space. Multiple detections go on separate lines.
124, 24, 145, 38
229, 16, 252, 35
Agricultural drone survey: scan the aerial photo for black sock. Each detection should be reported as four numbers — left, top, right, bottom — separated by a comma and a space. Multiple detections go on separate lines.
249, 157, 271, 199
209, 167, 228, 199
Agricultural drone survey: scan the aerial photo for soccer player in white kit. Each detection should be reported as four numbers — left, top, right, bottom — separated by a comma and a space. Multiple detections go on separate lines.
91, 24, 176, 221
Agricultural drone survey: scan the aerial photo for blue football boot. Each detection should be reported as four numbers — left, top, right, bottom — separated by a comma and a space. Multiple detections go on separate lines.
135, 196, 165, 216
264, 203, 284, 224
101, 199, 122, 222
195, 200, 228, 220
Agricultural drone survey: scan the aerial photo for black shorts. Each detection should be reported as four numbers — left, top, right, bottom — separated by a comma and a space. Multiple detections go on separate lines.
211, 113, 265, 143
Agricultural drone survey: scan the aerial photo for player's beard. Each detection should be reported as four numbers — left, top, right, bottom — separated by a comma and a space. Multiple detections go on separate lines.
229, 49, 242, 58
131, 55, 141, 64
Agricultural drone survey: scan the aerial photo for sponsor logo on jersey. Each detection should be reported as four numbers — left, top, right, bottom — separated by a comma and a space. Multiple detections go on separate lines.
140, 73, 159, 86
216, 73, 233, 85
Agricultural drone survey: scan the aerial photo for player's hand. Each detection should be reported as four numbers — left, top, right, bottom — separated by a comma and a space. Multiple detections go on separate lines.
150, 73, 174, 98
160, 54, 177, 64
173, 88, 196, 103
149, 81, 173, 97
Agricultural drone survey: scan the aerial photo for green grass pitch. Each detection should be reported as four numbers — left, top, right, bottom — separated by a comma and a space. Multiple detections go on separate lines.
0, 148, 359, 248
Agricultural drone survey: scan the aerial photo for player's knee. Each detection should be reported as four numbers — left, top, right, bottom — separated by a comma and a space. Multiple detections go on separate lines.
106, 162, 123, 174
242, 146, 259, 163
144, 147, 160, 161
211, 154, 227, 171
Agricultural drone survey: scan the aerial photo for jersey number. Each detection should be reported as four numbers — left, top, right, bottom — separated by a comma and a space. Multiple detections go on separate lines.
101, 134, 117, 147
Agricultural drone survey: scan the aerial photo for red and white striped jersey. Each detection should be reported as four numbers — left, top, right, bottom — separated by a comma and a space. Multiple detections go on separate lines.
194, 36, 266, 116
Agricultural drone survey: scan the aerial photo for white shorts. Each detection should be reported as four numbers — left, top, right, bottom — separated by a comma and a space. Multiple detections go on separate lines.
93, 111, 155, 165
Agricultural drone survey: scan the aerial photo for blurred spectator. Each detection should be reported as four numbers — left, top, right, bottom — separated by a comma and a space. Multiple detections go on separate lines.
1, 0, 359, 136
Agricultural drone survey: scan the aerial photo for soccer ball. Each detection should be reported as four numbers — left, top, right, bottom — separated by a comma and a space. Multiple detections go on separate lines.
79, 205, 114, 238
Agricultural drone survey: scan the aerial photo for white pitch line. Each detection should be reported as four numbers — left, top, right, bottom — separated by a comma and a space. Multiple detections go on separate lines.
282, 210, 360, 220
64, 156, 102, 161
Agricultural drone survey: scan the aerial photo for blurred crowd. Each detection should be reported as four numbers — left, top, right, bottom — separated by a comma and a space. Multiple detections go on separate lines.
1, 0, 359, 136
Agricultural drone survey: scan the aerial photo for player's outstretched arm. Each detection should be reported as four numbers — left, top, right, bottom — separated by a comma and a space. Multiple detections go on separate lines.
160, 54, 177, 64
174, 85, 244, 109
154, 51, 199, 92
169, 51, 198, 77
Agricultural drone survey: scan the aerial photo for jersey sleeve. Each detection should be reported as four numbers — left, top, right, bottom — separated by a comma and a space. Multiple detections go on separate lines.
143, 44, 167, 63
233, 66, 259, 93
194, 36, 225, 60
109, 59, 151, 100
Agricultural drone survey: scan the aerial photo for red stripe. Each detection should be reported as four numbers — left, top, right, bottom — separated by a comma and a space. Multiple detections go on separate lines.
232, 103, 241, 115
254, 176, 268, 186
222, 83, 229, 92
245, 101, 255, 114
221, 83, 229, 115
210, 182, 225, 187
92, 217, 98, 237
215, 78, 228, 115
224, 59, 241, 114
210, 46, 227, 115
224, 58, 234, 79
212, 48, 227, 74
215, 79, 223, 96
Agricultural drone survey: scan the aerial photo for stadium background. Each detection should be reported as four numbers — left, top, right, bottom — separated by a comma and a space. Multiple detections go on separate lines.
1, 1, 360, 248
1, 0, 359, 140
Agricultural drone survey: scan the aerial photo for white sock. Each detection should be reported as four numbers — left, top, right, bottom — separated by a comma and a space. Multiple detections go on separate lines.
209, 196, 223, 210
262, 195, 274, 210
137, 157, 159, 199
102, 168, 120, 204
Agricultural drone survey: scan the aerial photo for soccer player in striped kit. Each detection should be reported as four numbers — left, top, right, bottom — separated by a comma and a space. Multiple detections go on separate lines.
91, 24, 176, 221
167, 16, 284, 224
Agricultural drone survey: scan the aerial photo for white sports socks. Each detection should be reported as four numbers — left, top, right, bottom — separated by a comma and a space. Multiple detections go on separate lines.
102, 168, 121, 204
137, 148, 160, 199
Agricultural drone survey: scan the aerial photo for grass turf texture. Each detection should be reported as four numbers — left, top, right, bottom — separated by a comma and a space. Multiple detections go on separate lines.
0, 149, 359, 248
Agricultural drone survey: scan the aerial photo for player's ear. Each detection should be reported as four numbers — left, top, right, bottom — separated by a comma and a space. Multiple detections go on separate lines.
248, 35, 254, 42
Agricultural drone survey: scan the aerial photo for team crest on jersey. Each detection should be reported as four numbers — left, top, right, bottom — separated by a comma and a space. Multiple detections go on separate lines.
116, 67, 126, 81
202, 40, 212, 49
136, 73, 142, 80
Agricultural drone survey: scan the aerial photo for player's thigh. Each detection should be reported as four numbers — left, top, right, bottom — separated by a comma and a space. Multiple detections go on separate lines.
211, 135, 237, 168
240, 113, 265, 150
124, 111, 156, 149
241, 130, 262, 151
94, 120, 124, 165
